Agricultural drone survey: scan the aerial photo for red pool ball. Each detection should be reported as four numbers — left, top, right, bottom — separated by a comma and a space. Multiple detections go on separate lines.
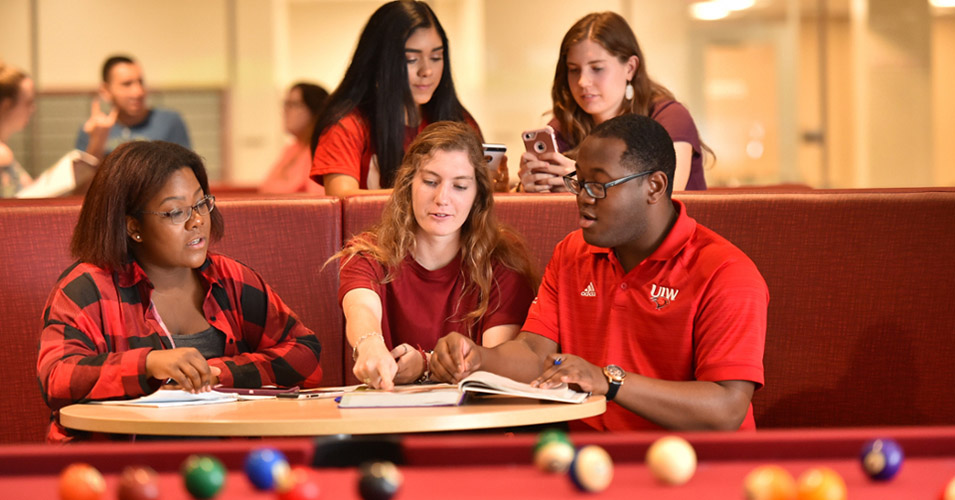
277, 466, 321, 500
58, 463, 106, 500
860, 438, 903, 481
117, 465, 160, 500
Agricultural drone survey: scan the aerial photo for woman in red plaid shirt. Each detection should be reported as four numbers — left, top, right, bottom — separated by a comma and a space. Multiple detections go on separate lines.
36, 141, 323, 443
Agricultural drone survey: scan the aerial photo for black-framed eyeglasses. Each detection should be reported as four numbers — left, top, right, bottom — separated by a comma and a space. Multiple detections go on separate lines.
563, 171, 652, 199
140, 195, 216, 224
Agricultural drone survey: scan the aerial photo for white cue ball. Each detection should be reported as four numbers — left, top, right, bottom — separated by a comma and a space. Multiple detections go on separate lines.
646, 436, 697, 486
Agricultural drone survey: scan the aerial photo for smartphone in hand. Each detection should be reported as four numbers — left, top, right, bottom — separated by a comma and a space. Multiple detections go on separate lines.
482, 143, 507, 171
522, 126, 558, 156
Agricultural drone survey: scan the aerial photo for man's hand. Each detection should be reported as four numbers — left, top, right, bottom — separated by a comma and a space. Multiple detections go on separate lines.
83, 99, 118, 159
532, 353, 608, 395
146, 348, 219, 393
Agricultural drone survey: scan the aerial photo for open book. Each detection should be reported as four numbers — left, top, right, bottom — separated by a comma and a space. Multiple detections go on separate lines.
337, 371, 589, 408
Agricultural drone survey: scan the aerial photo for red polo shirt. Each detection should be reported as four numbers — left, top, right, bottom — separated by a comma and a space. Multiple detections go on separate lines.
522, 199, 767, 431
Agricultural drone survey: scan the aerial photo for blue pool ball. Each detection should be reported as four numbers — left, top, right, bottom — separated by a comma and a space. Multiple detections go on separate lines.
244, 447, 290, 491
860, 438, 904, 481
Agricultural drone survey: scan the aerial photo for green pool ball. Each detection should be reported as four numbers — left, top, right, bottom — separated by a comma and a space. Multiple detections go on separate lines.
181, 455, 226, 499
534, 428, 572, 452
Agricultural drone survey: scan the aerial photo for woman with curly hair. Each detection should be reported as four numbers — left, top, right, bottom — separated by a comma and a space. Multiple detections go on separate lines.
334, 121, 536, 390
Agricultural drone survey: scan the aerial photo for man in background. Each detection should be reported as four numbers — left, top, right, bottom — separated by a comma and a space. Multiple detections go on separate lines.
75, 54, 191, 160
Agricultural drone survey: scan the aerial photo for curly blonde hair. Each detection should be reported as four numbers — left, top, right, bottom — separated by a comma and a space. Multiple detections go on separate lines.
333, 121, 538, 332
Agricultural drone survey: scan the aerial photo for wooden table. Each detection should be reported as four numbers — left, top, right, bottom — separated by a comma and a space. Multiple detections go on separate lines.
59, 395, 606, 437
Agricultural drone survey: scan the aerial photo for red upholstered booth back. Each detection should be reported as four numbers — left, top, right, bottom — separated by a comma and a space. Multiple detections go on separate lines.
344, 190, 955, 428
2, 189, 952, 443
209, 198, 344, 388
677, 191, 955, 428
0, 200, 82, 444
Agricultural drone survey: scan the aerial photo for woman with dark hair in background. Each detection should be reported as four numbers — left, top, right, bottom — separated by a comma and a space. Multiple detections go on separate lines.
37, 141, 323, 443
311, 0, 508, 196
519, 12, 710, 193
260, 82, 329, 194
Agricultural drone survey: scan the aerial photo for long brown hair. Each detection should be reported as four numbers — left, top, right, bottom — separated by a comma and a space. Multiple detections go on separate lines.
333, 121, 538, 327
552, 13, 689, 150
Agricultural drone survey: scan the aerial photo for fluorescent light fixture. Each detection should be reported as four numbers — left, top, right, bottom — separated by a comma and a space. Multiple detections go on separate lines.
725, 0, 757, 10
690, 1, 731, 20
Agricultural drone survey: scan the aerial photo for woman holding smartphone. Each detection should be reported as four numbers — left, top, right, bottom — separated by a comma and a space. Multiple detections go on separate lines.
334, 121, 536, 390
519, 11, 709, 192
37, 141, 323, 443
311, 0, 508, 196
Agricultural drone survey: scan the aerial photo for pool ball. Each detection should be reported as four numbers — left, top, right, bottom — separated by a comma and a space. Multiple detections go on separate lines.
357, 461, 403, 500
860, 438, 904, 481
277, 466, 321, 500
181, 454, 226, 499
244, 447, 291, 490
568, 445, 614, 493
796, 467, 846, 500
58, 463, 106, 500
742, 465, 797, 500
534, 428, 572, 452
534, 440, 576, 473
117, 465, 160, 500
646, 436, 697, 486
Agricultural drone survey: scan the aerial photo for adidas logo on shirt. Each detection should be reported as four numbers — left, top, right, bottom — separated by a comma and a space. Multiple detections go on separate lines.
580, 282, 596, 297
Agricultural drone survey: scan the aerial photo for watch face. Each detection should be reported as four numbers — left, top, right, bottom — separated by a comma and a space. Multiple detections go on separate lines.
605, 364, 626, 381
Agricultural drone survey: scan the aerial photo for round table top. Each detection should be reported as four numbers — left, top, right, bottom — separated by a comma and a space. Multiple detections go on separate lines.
59, 394, 606, 436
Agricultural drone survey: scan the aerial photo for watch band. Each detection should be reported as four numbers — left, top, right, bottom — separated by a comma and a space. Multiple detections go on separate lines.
605, 379, 622, 401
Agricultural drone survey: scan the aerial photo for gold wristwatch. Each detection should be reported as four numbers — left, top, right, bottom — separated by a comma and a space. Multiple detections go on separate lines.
603, 364, 626, 401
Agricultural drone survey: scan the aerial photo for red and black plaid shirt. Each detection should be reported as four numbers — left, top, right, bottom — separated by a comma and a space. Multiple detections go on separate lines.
37, 253, 323, 443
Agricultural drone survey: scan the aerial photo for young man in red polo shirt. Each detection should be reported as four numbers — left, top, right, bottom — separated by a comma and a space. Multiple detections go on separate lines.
430, 114, 768, 431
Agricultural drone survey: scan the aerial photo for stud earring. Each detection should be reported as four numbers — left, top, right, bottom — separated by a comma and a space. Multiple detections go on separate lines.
625, 81, 634, 101
133, 234, 141, 241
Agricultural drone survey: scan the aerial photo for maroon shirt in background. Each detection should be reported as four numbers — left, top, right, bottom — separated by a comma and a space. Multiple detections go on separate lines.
338, 252, 535, 349
548, 99, 707, 191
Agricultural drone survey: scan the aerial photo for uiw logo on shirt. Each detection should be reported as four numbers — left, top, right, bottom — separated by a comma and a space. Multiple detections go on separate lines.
649, 283, 679, 309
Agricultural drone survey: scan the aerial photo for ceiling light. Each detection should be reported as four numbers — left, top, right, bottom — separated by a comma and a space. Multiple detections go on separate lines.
690, 1, 730, 20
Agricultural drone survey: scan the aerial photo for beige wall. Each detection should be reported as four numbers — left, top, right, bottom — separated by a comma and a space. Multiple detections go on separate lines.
933, 17, 955, 187
0, 0, 32, 72
34, 0, 229, 88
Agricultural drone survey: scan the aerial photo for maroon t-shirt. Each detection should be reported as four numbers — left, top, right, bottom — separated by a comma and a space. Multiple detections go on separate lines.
549, 99, 707, 190
339, 252, 535, 349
